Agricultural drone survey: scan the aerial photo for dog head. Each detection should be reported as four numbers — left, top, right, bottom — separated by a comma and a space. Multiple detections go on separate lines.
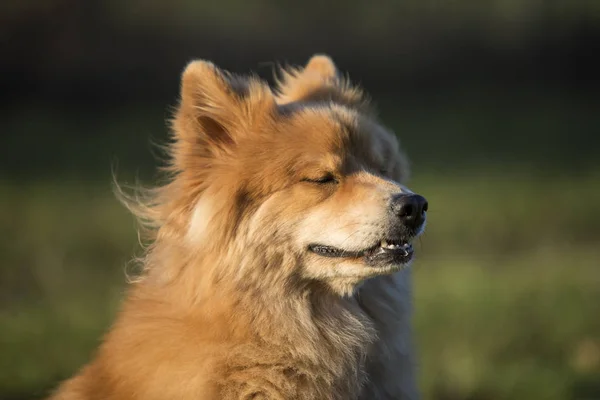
142, 55, 427, 296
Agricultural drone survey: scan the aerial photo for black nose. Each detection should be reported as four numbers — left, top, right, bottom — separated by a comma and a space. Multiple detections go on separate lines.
390, 194, 428, 229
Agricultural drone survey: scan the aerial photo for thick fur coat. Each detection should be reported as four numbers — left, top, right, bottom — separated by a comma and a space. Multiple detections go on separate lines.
49, 55, 424, 400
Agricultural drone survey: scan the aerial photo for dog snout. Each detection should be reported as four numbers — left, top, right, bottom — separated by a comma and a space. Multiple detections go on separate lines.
390, 194, 428, 230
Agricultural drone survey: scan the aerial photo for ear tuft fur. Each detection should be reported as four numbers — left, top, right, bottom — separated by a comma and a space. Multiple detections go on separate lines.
274, 54, 370, 112
304, 54, 338, 80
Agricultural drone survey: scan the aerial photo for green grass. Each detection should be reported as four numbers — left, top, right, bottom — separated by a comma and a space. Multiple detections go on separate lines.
414, 250, 600, 400
1, 172, 599, 399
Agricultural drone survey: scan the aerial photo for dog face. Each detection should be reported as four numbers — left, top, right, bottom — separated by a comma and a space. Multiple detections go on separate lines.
168, 56, 427, 295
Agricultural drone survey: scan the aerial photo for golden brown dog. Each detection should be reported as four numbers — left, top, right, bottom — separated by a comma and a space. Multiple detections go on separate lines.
49, 54, 428, 399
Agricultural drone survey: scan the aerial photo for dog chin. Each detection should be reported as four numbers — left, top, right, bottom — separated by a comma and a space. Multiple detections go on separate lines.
303, 239, 416, 296
318, 257, 413, 297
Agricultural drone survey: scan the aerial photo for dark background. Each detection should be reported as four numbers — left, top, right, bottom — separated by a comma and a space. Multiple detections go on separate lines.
2, 1, 599, 399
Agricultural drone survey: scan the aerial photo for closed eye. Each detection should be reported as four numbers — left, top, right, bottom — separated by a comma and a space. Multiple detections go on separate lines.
302, 173, 338, 185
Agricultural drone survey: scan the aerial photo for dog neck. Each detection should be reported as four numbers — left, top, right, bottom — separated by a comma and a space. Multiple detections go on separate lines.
141, 241, 376, 363
118, 238, 378, 398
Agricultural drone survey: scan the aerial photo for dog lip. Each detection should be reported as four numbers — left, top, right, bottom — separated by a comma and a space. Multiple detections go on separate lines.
365, 243, 414, 266
308, 239, 414, 261
307, 244, 364, 258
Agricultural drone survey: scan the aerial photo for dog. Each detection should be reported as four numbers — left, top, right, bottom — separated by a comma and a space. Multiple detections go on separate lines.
49, 54, 428, 399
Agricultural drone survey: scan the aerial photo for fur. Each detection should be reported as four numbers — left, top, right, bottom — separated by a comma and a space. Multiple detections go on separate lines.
49, 54, 423, 399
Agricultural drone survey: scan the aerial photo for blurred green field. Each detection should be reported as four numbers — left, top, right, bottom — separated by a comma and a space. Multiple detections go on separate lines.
4, 0, 600, 398
1, 171, 599, 400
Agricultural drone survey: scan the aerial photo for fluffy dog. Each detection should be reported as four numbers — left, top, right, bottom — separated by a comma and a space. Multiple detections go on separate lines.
49, 54, 428, 400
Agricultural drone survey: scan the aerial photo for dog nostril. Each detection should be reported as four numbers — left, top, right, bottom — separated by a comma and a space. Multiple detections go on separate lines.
391, 194, 428, 225
399, 204, 414, 218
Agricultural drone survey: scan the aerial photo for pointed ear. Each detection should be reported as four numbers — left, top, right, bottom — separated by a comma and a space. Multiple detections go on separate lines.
303, 54, 339, 80
275, 54, 368, 110
173, 60, 259, 155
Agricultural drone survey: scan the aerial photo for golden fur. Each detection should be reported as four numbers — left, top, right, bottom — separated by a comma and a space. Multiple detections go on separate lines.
49, 54, 423, 399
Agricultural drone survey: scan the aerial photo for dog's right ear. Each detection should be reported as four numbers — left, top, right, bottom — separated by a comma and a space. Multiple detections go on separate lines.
173, 60, 271, 156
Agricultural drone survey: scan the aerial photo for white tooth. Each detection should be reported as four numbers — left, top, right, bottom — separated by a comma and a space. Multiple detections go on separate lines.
381, 240, 388, 247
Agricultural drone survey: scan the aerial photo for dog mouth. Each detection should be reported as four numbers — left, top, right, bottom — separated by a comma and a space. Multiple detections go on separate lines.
308, 238, 414, 265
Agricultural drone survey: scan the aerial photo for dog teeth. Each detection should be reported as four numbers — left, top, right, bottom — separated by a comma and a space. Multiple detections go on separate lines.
381, 240, 403, 249
380, 241, 410, 250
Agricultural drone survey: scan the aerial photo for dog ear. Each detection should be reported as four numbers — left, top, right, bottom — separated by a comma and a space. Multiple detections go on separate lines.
173, 60, 271, 156
303, 54, 339, 80
275, 54, 368, 110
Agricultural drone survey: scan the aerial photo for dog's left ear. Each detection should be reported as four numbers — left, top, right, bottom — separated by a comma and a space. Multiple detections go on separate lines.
275, 54, 367, 110
303, 54, 339, 80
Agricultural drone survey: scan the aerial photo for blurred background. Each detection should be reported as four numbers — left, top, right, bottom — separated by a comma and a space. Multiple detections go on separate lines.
2, 1, 599, 399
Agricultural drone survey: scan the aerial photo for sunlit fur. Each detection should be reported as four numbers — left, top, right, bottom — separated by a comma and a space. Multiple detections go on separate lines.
49, 55, 420, 400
